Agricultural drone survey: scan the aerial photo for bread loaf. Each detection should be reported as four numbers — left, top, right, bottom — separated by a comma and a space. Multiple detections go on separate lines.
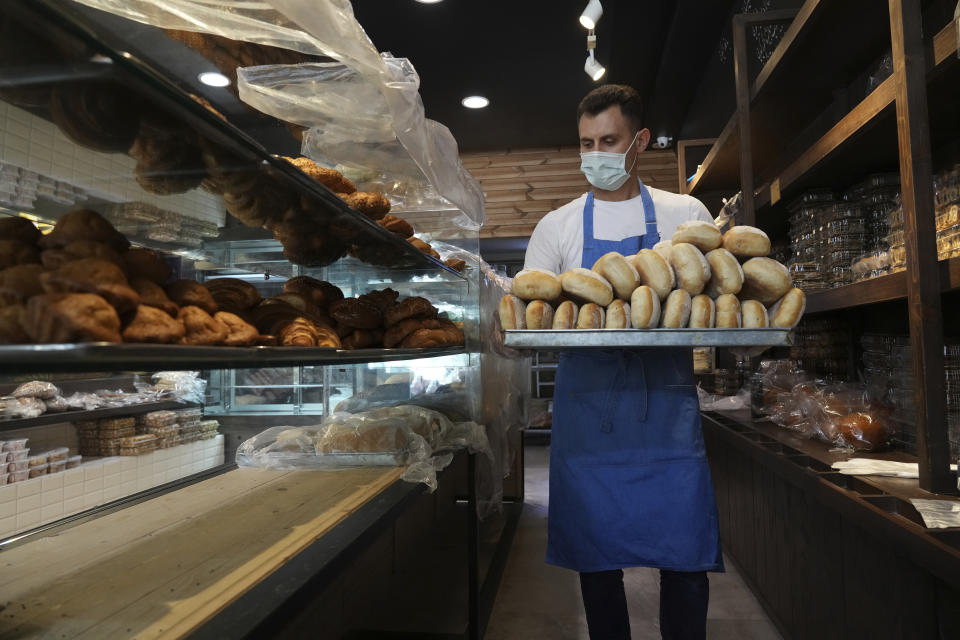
669, 243, 711, 296
722, 226, 771, 257
592, 252, 640, 300
512, 268, 562, 301
605, 299, 630, 329
715, 294, 741, 328
498, 295, 526, 330
740, 257, 792, 305
689, 295, 716, 328
769, 288, 806, 328
552, 301, 578, 329
560, 268, 614, 306
652, 240, 674, 265
525, 300, 555, 330
741, 300, 769, 328
704, 248, 744, 298
630, 285, 661, 329
629, 249, 675, 300
672, 220, 723, 252
577, 303, 605, 329
660, 289, 692, 328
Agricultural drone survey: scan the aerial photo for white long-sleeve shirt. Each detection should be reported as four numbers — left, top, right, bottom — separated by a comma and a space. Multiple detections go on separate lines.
523, 187, 713, 273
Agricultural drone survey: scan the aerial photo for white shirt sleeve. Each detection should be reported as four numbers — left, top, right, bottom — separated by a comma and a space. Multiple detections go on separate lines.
688, 195, 713, 223
524, 214, 562, 273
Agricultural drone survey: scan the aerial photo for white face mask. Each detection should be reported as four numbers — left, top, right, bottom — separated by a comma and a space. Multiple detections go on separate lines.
580, 131, 640, 191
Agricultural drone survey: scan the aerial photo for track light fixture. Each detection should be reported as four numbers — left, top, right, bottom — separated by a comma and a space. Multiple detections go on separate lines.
584, 31, 606, 81
579, 0, 603, 30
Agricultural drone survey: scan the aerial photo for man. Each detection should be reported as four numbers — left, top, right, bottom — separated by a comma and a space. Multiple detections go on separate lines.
524, 84, 723, 640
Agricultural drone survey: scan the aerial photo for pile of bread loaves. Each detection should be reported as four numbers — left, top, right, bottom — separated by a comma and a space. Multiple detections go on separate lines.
500, 221, 806, 331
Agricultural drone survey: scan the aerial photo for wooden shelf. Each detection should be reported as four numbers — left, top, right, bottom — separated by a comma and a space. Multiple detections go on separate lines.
689, 0, 894, 196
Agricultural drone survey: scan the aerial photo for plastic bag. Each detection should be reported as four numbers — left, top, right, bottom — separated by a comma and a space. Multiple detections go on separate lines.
698, 386, 750, 412
137, 371, 207, 404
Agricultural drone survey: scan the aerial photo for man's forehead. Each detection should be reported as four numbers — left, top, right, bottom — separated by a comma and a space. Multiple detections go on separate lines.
578, 105, 630, 136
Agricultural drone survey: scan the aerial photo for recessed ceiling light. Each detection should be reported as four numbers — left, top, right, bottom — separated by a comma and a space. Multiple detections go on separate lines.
462, 95, 489, 109
198, 71, 230, 87
415, 0, 444, 3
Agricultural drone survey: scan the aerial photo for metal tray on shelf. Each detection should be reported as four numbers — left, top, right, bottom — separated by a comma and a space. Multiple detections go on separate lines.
0, 344, 466, 374
504, 328, 793, 349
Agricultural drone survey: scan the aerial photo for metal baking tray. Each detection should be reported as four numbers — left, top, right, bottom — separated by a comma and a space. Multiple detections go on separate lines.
504, 328, 793, 349
0, 344, 467, 374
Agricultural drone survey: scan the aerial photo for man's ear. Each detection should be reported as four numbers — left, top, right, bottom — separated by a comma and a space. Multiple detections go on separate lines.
637, 128, 651, 153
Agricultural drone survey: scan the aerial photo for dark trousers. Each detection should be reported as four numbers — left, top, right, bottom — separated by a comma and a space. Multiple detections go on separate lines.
579, 569, 709, 640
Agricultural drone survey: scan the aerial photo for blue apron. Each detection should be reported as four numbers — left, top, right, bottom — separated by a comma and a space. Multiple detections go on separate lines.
546, 182, 724, 573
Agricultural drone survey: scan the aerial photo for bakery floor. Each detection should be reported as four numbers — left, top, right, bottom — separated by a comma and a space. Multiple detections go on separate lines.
485, 444, 783, 640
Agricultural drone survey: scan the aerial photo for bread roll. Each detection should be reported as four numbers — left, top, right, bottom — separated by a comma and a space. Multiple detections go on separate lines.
715, 294, 741, 328
577, 303, 605, 329
498, 294, 526, 330
704, 248, 745, 298
740, 257, 792, 305
629, 249, 675, 300
689, 295, 716, 328
672, 221, 722, 252
669, 243, 711, 296
741, 300, 769, 328
560, 268, 614, 307
552, 301, 579, 329
722, 225, 771, 257
605, 299, 630, 329
512, 268, 562, 301
769, 288, 806, 328
630, 285, 661, 329
652, 240, 674, 265
660, 289, 692, 328
525, 300, 555, 330
592, 252, 640, 300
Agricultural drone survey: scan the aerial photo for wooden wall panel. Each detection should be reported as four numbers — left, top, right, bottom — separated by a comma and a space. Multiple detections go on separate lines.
462, 146, 679, 239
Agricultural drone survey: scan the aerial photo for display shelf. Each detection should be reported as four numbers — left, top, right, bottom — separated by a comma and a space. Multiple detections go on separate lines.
505, 328, 792, 349
0, 399, 194, 433
0, 344, 466, 374
689, 0, 893, 196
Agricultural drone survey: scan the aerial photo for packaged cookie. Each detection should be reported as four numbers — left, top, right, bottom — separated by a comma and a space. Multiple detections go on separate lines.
65, 455, 82, 469
100, 439, 121, 457
99, 416, 136, 430
28, 463, 48, 478
28, 453, 48, 467
0, 451, 9, 465
175, 408, 202, 422
48, 459, 65, 474
2, 439, 28, 452
142, 410, 177, 428
100, 425, 135, 439
45, 447, 69, 462
9, 459, 28, 472
0, 472, 7, 485
118, 434, 157, 456
10, 469, 28, 483
197, 420, 220, 433
9, 449, 28, 462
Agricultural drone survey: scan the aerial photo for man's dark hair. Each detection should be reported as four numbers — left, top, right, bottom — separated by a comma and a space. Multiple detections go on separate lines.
577, 84, 644, 132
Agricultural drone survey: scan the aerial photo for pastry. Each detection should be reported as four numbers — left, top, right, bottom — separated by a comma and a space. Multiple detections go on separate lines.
334, 320, 355, 339
704, 248, 745, 298
166, 280, 218, 315
41, 240, 124, 271
197, 138, 260, 195
283, 277, 344, 309
215, 311, 259, 346
378, 215, 414, 238
689, 295, 716, 328
0, 217, 41, 245
261, 293, 330, 327
0, 264, 45, 304
722, 226, 771, 257
660, 289, 692, 328
41, 257, 140, 315
130, 279, 179, 317
39, 209, 129, 252
498, 294, 526, 330
838, 412, 890, 451
560, 268, 614, 307
339, 192, 391, 219
741, 300, 769, 328
23, 293, 122, 343
444, 258, 467, 272
0, 240, 40, 270
408, 237, 441, 260
329, 298, 382, 330
278, 317, 323, 347
740, 257, 792, 305
254, 334, 279, 347
669, 243, 711, 296
123, 248, 173, 285
359, 288, 400, 314
283, 156, 356, 194
630, 285, 661, 329
384, 297, 438, 327
0, 304, 28, 344
128, 117, 205, 196
512, 269, 562, 302
249, 302, 305, 336
552, 301, 578, 329
342, 329, 384, 350
178, 305, 229, 345
12, 381, 60, 400
122, 305, 186, 344
399, 321, 464, 348
525, 300, 555, 330
592, 252, 640, 300
605, 299, 631, 329
629, 249, 675, 300
204, 278, 262, 313
715, 294, 741, 328
383, 317, 443, 348
672, 220, 723, 252
577, 302, 605, 329
50, 82, 142, 153
769, 288, 806, 328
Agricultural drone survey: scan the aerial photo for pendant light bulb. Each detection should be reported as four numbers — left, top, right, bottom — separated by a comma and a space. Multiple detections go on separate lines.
584, 53, 606, 81
579, 0, 603, 30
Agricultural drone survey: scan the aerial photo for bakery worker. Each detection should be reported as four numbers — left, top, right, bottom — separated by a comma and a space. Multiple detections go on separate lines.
524, 84, 723, 640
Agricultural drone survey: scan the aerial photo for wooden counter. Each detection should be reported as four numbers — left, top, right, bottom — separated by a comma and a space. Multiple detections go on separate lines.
0, 466, 408, 639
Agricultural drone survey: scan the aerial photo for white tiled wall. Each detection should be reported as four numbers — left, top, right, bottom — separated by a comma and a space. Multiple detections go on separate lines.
0, 434, 225, 539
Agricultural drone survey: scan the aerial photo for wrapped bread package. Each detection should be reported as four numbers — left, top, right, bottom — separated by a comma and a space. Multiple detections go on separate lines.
512, 268, 562, 301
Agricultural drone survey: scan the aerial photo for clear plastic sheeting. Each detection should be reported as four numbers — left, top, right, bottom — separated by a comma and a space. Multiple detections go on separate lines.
235, 404, 491, 491
72, 0, 486, 229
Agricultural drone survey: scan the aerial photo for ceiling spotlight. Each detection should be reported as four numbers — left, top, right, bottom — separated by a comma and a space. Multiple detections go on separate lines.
462, 95, 490, 109
584, 54, 606, 81
579, 0, 603, 30
198, 71, 230, 87
415, 0, 444, 3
